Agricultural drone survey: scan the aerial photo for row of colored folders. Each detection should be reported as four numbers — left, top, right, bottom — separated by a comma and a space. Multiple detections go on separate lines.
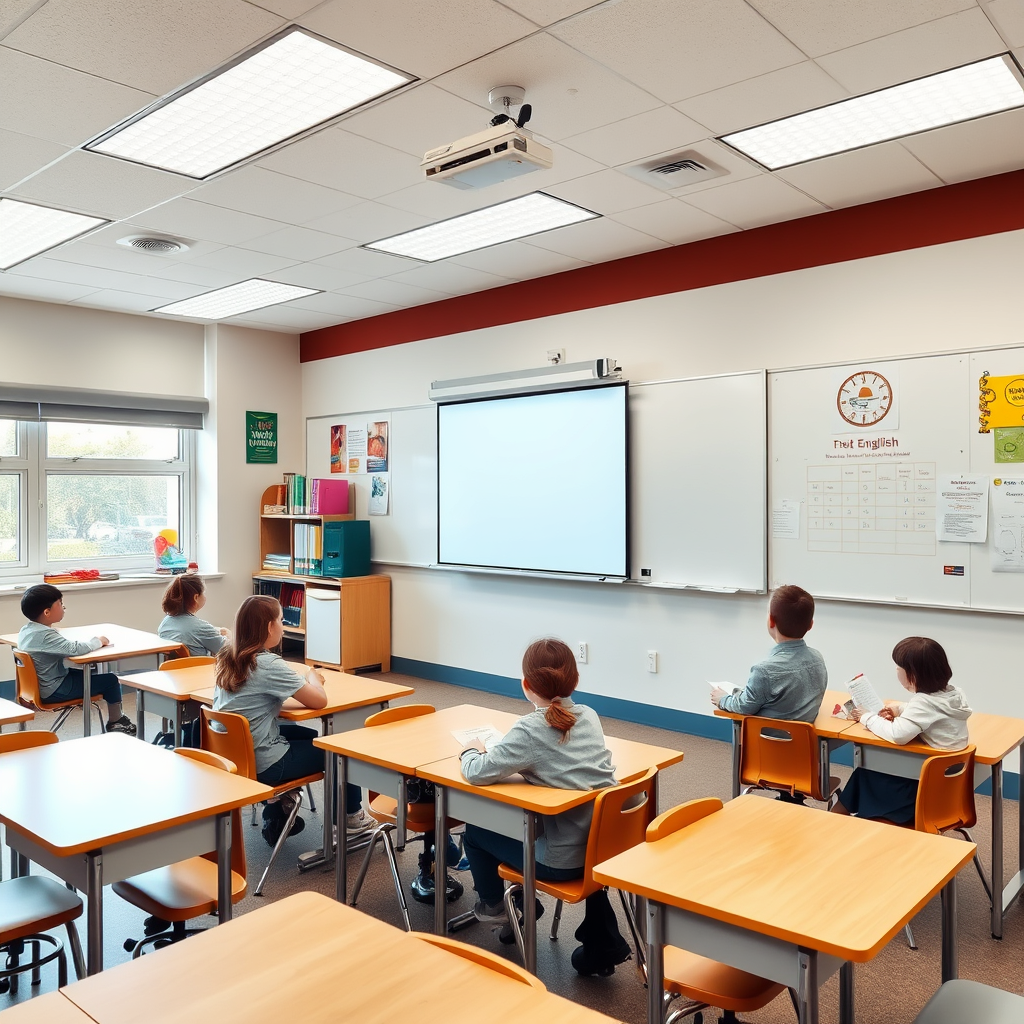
278, 474, 350, 515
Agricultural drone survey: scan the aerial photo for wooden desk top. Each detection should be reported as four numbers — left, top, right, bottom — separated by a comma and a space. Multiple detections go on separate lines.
0, 992, 96, 1023
122, 664, 216, 700
1, 623, 185, 663
0, 695, 34, 726
0, 734, 270, 856
604, 733, 684, 780
593, 795, 975, 962
714, 689, 854, 740
61, 892, 620, 1024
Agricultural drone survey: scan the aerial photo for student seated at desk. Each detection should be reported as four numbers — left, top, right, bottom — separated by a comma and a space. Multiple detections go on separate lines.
213, 595, 374, 845
17, 583, 137, 734
459, 637, 631, 977
157, 575, 229, 657
833, 637, 972, 824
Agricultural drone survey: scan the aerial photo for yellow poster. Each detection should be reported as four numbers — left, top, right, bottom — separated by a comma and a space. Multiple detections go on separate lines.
979, 373, 1024, 432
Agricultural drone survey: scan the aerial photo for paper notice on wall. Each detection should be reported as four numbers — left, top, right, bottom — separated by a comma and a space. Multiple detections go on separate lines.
368, 475, 389, 516
347, 427, 367, 473
772, 499, 800, 539
991, 477, 1024, 572
936, 476, 988, 542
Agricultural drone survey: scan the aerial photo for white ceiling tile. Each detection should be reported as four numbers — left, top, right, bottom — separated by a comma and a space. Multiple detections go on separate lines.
373, 180, 503, 220
3, 0, 283, 94
545, 168, 664, 214
299, 0, 535, 79
258, 128, 423, 199
38, 239, 185, 277
0, 0, 40, 36
10, 150, 197, 219
519, 216, 667, 263
183, 246, 297, 277
342, 84, 491, 158
246, 1, 322, 18
747, 0, 974, 58
240, 225, 354, 260
84, 219, 225, 258
148, 262, 240, 288
75, 288, 195, 312
0, 275, 101, 303
313, 244, 419, 277
681, 174, 828, 229
192, 167, 362, 223
388, 261, 512, 294
0, 129, 68, 190
900, 105, 1024, 182
609, 198, 738, 245
0, 46, 154, 147
229, 308, 326, 330
816, 8, 1007, 94
775, 141, 943, 208
270, 262, 371, 292
336, 279, 451, 307
674, 62, 849, 135
447, 239, 588, 278
10, 257, 199, 297
986, 0, 1024, 47
312, 201, 431, 243
550, 0, 805, 103
290, 291, 399, 317
560, 106, 709, 166
433, 33, 662, 140
498, 1, 594, 24
132, 198, 285, 244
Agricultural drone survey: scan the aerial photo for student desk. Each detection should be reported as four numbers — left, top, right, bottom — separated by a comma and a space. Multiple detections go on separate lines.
124, 663, 215, 743
0, 695, 33, 730
842, 709, 1024, 939
1, 624, 187, 737
194, 670, 414, 872
0, 733, 269, 975
58, 892, 620, 1024
593, 795, 976, 1024
0, 991, 96, 1023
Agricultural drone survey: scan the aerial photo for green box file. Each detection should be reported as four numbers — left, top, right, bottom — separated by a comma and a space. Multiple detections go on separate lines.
322, 520, 371, 577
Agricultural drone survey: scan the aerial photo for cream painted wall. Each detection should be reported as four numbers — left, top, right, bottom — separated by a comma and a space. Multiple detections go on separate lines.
302, 227, 1024, 720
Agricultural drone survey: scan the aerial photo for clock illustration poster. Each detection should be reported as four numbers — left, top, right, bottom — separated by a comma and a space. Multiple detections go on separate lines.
833, 365, 899, 432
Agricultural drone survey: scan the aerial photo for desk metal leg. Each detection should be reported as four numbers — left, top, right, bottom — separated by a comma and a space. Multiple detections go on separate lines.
523, 811, 538, 974
86, 852, 102, 975
645, 902, 664, 1024
730, 719, 741, 799
335, 754, 348, 903
82, 665, 93, 738
991, 764, 1004, 939
941, 875, 958, 982
434, 785, 449, 936
298, 714, 335, 872
216, 812, 232, 923
839, 962, 854, 1024
396, 776, 407, 851
136, 689, 145, 741
796, 949, 818, 1024
818, 739, 830, 803
173, 701, 182, 750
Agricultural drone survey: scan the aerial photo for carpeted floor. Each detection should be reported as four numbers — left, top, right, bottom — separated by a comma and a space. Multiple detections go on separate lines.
2, 671, 1021, 1022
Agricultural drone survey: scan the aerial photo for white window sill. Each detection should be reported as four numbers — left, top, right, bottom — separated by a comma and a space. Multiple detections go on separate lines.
0, 572, 225, 598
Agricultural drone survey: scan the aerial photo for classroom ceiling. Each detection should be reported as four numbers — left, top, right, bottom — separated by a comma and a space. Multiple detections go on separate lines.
2, 0, 1024, 334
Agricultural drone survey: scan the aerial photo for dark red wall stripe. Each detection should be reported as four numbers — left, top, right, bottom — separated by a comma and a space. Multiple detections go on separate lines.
301, 168, 1024, 362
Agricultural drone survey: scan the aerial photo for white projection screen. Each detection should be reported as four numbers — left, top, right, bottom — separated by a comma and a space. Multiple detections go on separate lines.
437, 382, 629, 577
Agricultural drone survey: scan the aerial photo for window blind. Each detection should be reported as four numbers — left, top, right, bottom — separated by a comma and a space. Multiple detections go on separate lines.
0, 383, 208, 429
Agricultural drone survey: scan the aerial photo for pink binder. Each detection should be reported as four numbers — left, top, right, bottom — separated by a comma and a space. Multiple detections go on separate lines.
310, 478, 350, 514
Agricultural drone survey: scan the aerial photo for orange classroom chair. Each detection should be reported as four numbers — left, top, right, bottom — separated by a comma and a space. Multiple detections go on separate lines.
12, 650, 105, 734
740, 716, 840, 804
497, 767, 657, 967
410, 932, 546, 990
158, 655, 215, 670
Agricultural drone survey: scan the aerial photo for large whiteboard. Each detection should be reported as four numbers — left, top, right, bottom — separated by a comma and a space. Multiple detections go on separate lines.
306, 370, 768, 591
770, 345, 1024, 612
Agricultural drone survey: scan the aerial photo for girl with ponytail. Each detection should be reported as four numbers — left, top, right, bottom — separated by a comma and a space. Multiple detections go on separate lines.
459, 638, 630, 976
157, 575, 230, 657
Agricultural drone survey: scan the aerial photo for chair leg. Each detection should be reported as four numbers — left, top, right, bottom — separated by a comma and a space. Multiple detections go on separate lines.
618, 888, 646, 979
30, 939, 41, 985
56, 945, 67, 989
51, 707, 73, 733
503, 883, 526, 964
379, 828, 413, 931
550, 898, 563, 939
253, 791, 303, 897
350, 825, 387, 906
956, 828, 993, 903
904, 922, 918, 950
305, 783, 317, 814
65, 921, 86, 981
251, 804, 258, 827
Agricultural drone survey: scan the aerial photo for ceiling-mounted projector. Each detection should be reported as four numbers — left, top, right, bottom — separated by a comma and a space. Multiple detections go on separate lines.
422, 123, 552, 190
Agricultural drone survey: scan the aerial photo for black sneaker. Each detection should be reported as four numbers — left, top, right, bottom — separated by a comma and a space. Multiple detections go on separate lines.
498, 894, 544, 944
261, 804, 305, 847
570, 940, 632, 977
106, 715, 137, 736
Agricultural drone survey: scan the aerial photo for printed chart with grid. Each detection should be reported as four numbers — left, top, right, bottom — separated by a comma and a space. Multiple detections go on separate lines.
807, 462, 936, 555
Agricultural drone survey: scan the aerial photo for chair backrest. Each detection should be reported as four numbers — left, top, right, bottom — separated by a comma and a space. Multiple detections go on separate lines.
410, 932, 546, 990
646, 797, 723, 842
581, 768, 657, 890
0, 730, 59, 754
174, 748, 247, 882
364, 703, 435, 727
740, 716, 822, 799
915, 746, 977, 835
12, 650, 43, 709
160, 655, 216, 671
200, 706, 258, 781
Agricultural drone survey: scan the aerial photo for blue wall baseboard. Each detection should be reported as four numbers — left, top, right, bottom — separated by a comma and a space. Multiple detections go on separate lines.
391, 657, 1019, 800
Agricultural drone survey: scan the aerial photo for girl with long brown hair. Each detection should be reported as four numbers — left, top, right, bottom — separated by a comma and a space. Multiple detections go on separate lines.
459, 638, 630, 976
213, 596, 372, 845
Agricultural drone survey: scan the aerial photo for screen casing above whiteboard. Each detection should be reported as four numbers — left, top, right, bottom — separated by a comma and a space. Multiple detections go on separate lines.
436, 382, 629, 578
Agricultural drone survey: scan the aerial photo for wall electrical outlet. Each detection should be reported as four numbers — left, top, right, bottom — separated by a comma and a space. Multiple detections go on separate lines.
547, 348, 565, 365
647, 650, 658, 673
576, 641, 588, 664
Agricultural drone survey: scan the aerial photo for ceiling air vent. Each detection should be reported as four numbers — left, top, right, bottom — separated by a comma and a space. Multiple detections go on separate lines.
116, 235, 189, 255
621, 149, 728, 192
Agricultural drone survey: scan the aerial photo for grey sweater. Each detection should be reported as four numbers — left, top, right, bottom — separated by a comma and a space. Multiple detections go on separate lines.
717, 639, 827, 723
459, 702, 616, 868
158, 613, 227, 658
17, 621, 103, 699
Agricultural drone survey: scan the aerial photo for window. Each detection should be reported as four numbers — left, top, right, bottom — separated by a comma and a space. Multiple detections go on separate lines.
0, 419, 194, 577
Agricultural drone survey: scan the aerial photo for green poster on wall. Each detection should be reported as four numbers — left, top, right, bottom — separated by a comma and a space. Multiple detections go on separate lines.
246, 411, 278, 464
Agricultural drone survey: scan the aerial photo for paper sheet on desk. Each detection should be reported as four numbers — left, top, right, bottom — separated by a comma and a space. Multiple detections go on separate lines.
452, 726, 505, 750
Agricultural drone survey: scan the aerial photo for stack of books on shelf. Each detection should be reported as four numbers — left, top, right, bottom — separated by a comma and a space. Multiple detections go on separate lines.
254, 578, 304, 626
262, 552, 291, 572
293, 523, 322, 575
277, 473, 350, 515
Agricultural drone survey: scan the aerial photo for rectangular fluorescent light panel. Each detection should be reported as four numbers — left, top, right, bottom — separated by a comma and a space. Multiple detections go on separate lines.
722, 54, 1024, 170
153, 278, 320, 319
0, 198, 107, 270
88, 28, 412, 178
365, 192, 599, 261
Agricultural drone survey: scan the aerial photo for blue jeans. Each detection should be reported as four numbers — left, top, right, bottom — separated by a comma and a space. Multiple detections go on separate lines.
256, 723, 360, 814
463, 823, 582, 905
43, 668, 122, 706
